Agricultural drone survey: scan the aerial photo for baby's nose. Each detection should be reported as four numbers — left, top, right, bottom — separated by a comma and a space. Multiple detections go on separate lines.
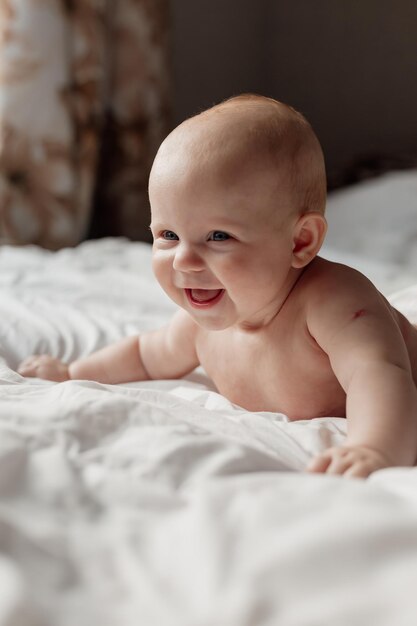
173, 244, 205, 272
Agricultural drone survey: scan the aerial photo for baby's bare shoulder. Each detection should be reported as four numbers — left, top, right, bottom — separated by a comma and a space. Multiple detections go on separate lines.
302, 257, 401, 342
300, 257, 393, 336
303, 257, 382, 305
141, 308, 200, 379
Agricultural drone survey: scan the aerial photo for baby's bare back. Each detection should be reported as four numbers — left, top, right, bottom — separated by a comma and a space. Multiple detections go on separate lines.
389, 306, 417, 385
195, 258, 417, 420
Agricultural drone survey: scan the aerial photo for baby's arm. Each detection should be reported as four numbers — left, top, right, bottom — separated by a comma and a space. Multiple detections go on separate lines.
306, 267, 417, 478
18, 310, 200, 384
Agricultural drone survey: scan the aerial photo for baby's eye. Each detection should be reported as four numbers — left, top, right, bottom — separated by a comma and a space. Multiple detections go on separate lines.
161, 230, 179, 241
208, 231, 230, 242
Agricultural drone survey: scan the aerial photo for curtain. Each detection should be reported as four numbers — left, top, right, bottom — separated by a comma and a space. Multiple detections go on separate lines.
0, 0, 171, 249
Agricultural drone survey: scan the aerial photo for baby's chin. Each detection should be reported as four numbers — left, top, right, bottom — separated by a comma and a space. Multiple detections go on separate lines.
181, 307, 233, 331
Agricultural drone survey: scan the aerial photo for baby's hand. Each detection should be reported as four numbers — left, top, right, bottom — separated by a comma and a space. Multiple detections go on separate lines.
306, 445, 391, 478
18, 355, 70, 382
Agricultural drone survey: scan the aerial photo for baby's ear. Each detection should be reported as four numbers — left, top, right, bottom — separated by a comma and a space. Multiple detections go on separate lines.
291, 211, 327, 269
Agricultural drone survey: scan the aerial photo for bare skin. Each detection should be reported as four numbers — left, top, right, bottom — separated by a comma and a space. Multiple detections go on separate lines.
18, 96, 417, 478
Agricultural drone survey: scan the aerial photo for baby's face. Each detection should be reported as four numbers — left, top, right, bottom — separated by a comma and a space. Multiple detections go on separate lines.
149, 126, 300, 331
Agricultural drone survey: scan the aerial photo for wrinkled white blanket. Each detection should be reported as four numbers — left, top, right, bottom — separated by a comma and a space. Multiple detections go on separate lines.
1, 172, 417, 625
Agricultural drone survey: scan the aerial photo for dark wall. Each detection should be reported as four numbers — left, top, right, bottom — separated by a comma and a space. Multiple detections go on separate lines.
170, 0, 417, 184
171, 0, 269, 120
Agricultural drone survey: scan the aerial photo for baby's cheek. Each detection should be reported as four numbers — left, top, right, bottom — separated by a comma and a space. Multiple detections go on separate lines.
152, 255, 184, 306
217, 255, 251, 278
151, 253, 167, 283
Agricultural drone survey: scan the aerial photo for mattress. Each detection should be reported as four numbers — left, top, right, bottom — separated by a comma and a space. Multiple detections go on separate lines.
0, 171, 417, 625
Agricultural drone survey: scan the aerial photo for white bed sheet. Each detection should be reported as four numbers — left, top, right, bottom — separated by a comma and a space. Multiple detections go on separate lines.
1, 171, 417, 625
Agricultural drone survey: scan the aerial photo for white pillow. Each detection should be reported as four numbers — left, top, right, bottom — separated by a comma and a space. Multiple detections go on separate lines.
323, 171, 417, 267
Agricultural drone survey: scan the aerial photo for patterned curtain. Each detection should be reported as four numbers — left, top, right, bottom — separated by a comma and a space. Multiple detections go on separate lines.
0, 0, 171, 249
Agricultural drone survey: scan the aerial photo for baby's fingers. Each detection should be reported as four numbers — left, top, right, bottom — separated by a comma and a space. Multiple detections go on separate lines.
307, 445, 387, 479
306, 453, 332, 474
17, 355, 42, 376
344, 462, 376, 479
307, 448, 358, 476
18, 354, 69, 381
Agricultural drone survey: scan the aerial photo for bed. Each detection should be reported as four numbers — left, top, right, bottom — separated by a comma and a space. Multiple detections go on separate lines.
1, 170, 417, 625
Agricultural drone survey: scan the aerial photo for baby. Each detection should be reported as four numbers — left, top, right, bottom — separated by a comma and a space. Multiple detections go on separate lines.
18, 94, 417, 478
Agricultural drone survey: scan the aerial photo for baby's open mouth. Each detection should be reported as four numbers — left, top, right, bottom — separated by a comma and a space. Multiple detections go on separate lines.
185, 288, 224, 307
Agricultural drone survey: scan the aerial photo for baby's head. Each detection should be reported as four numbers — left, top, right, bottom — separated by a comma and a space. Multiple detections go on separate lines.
149, 95, 328, 330
150, 93, 326, 222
